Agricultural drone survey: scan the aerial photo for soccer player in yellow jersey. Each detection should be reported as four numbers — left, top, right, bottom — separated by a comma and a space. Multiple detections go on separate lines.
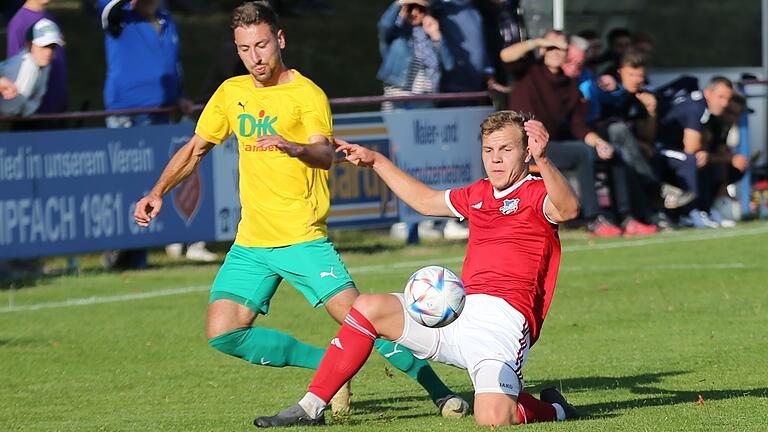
133, 1, 467, 423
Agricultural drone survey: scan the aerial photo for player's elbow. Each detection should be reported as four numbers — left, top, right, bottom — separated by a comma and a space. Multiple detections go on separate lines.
556, 199, 580, 222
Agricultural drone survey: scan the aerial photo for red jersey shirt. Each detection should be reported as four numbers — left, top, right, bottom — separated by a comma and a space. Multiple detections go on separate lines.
446, 175, 561, 344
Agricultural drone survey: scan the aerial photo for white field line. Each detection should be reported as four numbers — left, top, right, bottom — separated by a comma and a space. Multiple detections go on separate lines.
2, 225, 766, 313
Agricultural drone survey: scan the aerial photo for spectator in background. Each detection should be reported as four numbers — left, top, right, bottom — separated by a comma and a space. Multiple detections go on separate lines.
378, 0, 463, 241
631, 31, 655, 64
377, 0, 453, 112
7, 0, 69, 124
656, 76, 735, 228
580, 51, 680, 229
591, 27, 631, 76
97, 0, 215, 268
431, 0, 494, 95
475, 0, 529, 108
697, 92, 749, 226
576, 29, 602, 68
0, 18, 64, 116
504, 30, 657, 236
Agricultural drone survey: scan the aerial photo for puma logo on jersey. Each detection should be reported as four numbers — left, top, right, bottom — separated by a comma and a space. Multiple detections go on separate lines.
331, 337, 344, 350
382, 344, 403, 358
237, 101, 247, 111
320, 266, 337, 279
471, 201, 483, 209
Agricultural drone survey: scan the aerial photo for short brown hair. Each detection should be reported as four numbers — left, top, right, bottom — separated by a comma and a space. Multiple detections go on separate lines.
480, 111, 533, 148
619, 49, 646, 69
232, 1, 280, 34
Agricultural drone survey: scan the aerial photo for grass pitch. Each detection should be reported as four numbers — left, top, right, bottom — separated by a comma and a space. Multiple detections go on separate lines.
1, 223, 767, 431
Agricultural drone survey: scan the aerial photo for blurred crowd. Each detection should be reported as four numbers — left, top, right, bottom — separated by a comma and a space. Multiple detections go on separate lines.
376, 0, 751, 237
0, 0, 756, 277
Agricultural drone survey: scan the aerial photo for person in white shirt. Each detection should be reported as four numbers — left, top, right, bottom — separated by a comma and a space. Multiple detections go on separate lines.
0, 18, 64, 116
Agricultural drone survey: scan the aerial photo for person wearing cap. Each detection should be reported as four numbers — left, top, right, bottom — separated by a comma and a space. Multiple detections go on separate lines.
377, 0, 454, 111
0, 18, 64, 116
7, 0, 69, 118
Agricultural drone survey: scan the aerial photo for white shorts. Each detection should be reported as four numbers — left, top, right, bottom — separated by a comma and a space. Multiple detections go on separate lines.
393, 293, 531, 395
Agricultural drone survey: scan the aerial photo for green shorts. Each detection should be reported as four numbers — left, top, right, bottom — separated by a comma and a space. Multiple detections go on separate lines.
209, 237, 355, 314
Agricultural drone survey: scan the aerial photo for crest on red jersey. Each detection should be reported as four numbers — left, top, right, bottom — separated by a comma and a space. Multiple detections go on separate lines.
499, 198, 519, 215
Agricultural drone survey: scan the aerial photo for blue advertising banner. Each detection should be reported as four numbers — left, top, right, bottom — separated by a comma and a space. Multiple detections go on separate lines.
0, 107, 489, 259
0, 123, 216, 259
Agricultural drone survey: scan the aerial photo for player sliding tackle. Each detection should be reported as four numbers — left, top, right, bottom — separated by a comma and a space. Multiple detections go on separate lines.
255, 111, 582, 427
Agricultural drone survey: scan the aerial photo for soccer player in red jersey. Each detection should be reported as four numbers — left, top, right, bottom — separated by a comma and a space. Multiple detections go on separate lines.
254, 111, 581, 427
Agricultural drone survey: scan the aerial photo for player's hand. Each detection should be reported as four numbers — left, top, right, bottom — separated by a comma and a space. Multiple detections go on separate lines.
732, 153, 749, 172
256, 135, 305, 158
134, 194, 163, 227
523, 120, 549, 160
636, 91, 657, 116
335, 138, 377, 167
597, 74, 617, 92
595, 140, 615, 160
0, 77, 18, 100
695, 150, 709, 168
535, 37, 567, 51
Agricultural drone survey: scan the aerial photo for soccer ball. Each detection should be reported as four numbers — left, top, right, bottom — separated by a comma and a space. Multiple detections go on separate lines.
404, 266, 466, 328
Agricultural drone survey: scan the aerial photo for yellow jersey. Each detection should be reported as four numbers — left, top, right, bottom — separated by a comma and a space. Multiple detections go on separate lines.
195, 70, 333, 247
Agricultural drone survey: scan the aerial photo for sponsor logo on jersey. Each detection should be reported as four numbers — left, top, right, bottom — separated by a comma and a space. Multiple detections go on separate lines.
238, 109, 278, 138
499, 198, 519, 215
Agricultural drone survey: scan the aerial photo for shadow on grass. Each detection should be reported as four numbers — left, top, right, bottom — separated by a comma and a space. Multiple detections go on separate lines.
343, 371, 768, 423
535, 371, 768, 420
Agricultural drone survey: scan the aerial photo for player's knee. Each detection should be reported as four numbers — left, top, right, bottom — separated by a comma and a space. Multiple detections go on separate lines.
351, 294, 381, 319
207, 327, 246, 357
474, 405, 520, 426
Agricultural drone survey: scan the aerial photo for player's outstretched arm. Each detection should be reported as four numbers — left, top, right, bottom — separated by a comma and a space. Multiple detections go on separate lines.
255, 134, 334, 169
524, 121, 580, 223
134, 134, 214, 227
336, 139, 454, 217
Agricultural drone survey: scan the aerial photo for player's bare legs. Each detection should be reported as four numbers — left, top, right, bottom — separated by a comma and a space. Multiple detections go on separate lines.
352, 294, 406, 340
206, 299, 256, 339
474, 391, 579, 426
318, 289, 464, 415
323, 288, 360, 323
474, 394, 521, 426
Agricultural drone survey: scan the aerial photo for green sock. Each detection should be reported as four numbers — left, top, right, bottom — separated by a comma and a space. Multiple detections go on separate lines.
373, 339, 453, 404
208, 327, 324, 369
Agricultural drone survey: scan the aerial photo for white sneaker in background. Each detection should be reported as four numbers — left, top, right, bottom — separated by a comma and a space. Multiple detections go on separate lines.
688, 209, 720, 229
661, 183, 695, 209
389, 222, 408, 240
417, 220, 443, 239
712, 196, 741, 222
708, 208, 736, 228
443, 219, 469, 240
165, 243, 183, 258
185, 242, 218, 262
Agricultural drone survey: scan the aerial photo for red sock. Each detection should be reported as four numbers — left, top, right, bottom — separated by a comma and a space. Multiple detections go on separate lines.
308, 308, 377, 402
516, 392, 556, 423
